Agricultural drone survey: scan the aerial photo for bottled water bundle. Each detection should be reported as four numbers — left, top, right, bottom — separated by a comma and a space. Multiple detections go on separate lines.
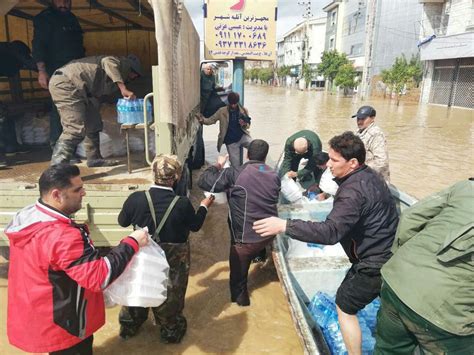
117, 98, 153, 124
104, 238, 169, 307
309, 292, 377, 355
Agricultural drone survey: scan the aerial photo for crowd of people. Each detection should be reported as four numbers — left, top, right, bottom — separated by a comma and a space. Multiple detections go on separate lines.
2, 2, 472, 354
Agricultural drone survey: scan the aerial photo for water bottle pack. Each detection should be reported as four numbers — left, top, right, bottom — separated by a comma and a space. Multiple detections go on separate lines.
117, 98, 153, 124
308, 292, 378, 355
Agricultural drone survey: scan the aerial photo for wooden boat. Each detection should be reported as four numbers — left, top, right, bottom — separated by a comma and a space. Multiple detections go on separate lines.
272, 185, 417, 354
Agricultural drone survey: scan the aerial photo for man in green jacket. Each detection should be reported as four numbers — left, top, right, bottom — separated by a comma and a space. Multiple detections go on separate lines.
375, 178, 474, 354
279, 130, 322, 189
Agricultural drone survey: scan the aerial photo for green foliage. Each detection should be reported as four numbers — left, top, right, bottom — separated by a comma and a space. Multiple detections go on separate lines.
408, 54, 423, 87
245, 67, 274, 84
318, 50, 349, 83
334, 63, 357, 95
258, 67, 273, 83
277, 65, 291, 77
381, 54, 423, 105
302, 64, 315, 89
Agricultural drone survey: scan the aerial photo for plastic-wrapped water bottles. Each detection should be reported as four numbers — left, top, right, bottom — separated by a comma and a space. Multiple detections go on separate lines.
359, 298, 381, 335
117, 98, 153, 124
308, 292, 377, 355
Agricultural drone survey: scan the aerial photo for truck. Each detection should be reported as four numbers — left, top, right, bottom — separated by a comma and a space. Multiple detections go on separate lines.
0, 0, 204, 253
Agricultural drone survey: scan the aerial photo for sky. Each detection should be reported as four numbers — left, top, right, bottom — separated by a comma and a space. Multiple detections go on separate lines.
183, 0, 328, 41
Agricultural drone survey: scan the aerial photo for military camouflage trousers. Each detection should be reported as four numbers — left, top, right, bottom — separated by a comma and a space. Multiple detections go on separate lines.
119, 241, 191, 343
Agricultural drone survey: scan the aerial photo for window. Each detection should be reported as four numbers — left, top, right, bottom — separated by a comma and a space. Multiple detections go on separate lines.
329, 38, 335, 50
331, 11, 337, 27
350, 43, 363, 56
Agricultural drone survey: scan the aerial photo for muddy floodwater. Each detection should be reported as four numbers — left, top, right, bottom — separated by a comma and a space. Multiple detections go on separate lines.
1, 85, 472, 354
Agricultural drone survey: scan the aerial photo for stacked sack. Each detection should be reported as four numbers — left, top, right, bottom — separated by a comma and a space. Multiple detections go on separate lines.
76, 132, 115, 158
20, 113, 50, 145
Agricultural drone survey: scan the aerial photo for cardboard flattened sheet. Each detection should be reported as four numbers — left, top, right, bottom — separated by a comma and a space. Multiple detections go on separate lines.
150, 0, 200, 128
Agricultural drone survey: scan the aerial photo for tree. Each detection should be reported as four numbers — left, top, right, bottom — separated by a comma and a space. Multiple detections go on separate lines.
258, 67, 273, 84
408, 54, 423, 87
334, 63, 357, 96
277, 65, 291, 78
381, 54, 421, 105
318, 50, 349, 90
302, 64, 315, 90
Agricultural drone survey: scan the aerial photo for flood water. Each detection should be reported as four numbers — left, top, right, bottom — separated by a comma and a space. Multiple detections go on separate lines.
0, 85, 472, 354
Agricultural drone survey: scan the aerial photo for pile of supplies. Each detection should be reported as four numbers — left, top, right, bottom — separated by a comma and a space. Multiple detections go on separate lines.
20, 113, 49, 145
309, 292, 380, 355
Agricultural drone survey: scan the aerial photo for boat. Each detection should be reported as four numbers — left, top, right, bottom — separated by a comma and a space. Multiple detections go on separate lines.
272, 185, 417, 354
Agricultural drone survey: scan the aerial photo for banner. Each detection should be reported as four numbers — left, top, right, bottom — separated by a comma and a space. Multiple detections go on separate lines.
204, 0, 277, 61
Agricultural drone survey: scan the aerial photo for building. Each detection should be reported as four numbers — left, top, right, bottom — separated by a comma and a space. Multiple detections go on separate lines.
276, 16, 327, 87
323, 0, 346, 52
418, 0, 474, 108
323, 0, 422, 95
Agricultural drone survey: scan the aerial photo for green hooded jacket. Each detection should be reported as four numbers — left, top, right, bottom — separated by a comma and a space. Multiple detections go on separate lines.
382, 179, 474, 335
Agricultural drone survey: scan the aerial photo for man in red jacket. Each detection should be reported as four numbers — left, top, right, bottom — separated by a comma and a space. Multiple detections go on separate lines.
4, 163, 148, 354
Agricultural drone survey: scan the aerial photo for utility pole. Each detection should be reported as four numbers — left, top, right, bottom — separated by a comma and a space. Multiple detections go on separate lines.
359, 0, 377, 101
298, 1, 312, 89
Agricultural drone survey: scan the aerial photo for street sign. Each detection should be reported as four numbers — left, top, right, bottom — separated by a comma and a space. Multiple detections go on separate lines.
204, 0, 277, 61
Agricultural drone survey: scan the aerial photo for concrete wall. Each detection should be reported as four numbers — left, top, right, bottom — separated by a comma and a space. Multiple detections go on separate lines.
372, 0, 423, 76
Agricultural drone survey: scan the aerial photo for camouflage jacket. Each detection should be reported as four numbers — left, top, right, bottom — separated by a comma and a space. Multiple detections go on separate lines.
356, 122, 390, 182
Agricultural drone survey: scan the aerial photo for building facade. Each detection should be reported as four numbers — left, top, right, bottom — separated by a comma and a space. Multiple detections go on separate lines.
418, 0, 474, 108
276, 16, 327, 86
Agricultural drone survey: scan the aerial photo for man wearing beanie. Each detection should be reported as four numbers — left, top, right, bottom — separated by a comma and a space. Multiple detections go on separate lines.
197, 91, 251, 167
117, 154, 214, 343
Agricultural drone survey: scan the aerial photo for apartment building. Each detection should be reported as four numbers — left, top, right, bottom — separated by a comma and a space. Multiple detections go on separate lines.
418, 0, 474, 108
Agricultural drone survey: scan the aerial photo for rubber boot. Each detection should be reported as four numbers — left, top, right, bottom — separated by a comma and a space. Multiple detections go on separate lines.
84, 134, 119, 167
51, 140, 77, 165
0, 152, 7, 168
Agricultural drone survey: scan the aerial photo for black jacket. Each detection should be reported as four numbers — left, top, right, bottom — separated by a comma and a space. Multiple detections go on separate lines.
118, 186, 207, 243
198, 161, 280, 243
32, 7, 85, 75
286, 165, 399, 268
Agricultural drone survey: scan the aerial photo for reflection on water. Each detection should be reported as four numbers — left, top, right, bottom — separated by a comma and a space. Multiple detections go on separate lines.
204, 85, 474, 199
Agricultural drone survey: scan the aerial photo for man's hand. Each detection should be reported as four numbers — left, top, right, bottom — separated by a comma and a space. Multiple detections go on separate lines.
120, 88, 136, 99
201, 195, 215, 208
196, 113, 204, 124
217, 154, 228, 168
253, 217, 287, 237
238, 118, 247, 127
287, 171, 298, 179
117, 82, 136, 99
38, 71, 50, 90
129, 230, 149, 247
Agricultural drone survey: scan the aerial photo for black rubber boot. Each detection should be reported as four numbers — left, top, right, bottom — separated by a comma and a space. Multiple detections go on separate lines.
51, 140, 76, 165
84, 133, 119, 167
0, 152, 7, 168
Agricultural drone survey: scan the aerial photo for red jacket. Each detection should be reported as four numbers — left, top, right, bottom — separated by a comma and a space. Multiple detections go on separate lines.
5, 200, 138, 353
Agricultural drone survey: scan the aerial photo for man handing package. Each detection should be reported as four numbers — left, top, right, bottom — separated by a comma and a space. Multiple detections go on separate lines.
49, 55, 142, 167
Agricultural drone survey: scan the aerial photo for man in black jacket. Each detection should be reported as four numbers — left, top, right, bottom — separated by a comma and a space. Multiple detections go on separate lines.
33, 0, 85, 150
118, 154, 214, 343
198, 139, 281, 306
254, 132, 398, 354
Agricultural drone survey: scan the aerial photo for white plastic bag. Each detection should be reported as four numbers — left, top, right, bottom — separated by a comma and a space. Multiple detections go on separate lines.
104, 238, 169, 307
319, 169, 339, 196
281, 175, 303, 203
203, 160, 230, 204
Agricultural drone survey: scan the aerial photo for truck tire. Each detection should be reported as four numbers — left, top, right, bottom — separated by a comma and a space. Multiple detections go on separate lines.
190, 125, 205, 170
